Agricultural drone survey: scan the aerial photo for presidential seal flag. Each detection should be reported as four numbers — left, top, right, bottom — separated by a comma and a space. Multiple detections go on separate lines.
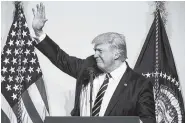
134, 10, 185, 123
1, 2, 49, 123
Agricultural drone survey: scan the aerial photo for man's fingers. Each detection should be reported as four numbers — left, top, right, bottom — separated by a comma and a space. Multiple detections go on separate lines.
34, 3, 47, 21
36, 4, 40, 14
40, 2, 44, 17
32, 8, 35, 17
40, 2, 42, 14
43, 4, 46, 19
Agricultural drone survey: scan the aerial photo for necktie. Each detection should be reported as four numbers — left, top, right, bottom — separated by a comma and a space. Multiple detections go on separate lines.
92, 73, 111, 116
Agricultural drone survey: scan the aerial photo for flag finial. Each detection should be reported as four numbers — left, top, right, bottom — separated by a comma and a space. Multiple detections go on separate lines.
13, 1, 22, 7
153, 1, 168, 26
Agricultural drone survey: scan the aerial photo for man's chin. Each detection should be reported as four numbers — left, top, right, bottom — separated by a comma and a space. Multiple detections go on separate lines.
97, 64, 105, 72
96, 63, 102, 69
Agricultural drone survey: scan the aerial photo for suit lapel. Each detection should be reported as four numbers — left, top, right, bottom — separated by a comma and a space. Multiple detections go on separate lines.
104, 63, 131, 116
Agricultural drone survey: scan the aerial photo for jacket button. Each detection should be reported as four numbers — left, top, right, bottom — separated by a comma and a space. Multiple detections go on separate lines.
124, 83, 127, 86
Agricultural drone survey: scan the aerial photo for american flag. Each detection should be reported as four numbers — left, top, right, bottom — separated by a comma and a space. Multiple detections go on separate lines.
1, 2, 49, 123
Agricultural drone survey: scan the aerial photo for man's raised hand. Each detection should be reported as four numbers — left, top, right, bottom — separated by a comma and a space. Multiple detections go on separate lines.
32, 2, 48, 37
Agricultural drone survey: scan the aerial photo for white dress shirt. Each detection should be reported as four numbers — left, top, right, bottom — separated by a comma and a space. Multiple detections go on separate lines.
80, 62, 127, 116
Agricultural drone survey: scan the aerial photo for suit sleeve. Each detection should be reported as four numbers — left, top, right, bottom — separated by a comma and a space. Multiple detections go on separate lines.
35, 35, 84, 79
137, 80, 156, 123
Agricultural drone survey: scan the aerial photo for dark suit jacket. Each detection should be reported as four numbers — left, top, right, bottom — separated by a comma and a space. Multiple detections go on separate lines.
36, 35, 156, 123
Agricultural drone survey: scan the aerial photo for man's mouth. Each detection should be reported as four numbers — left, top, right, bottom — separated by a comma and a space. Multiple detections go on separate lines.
96, 59, 101, 63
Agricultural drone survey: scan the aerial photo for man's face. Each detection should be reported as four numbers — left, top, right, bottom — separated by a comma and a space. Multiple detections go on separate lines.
93, 43, 115, 72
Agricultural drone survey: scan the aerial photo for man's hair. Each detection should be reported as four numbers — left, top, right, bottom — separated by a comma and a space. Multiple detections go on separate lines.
92, 32, 127, 60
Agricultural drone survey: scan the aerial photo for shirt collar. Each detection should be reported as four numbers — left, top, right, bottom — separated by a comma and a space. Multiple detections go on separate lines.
109, 61, 127, 80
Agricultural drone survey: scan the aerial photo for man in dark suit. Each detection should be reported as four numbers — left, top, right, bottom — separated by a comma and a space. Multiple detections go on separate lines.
32, 3, 156, 123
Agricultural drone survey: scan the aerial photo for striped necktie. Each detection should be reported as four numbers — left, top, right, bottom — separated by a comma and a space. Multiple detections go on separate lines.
92, 73, 111, 116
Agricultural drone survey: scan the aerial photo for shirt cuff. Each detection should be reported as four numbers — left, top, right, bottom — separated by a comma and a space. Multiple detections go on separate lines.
38, 33, 46, 41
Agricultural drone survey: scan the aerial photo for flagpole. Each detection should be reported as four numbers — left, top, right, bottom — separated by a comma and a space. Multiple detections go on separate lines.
154, 2, 168, 122
154, 2, 159, 122
14, 2, 23, 123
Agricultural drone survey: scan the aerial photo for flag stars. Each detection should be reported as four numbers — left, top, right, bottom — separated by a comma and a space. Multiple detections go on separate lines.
6, 48, 12, 55
9, 67, 15, 74
23, 58, 28, 64
32, 51, 36, 56
28, 66, 34, 73
171, 78, 175, 83
2, 67, 7, 74
20, 40, 25, 46
167, 75, 171, 81
6, 84, 11, 91
36, 67, 41, 73
10, 30, 16, 37
26, 75, 31, 82
30, 58, 36, 64
20, 13, 23, 18
145, 72, 151, 78
178, 87, 181, 91
22, 30, 27, 37
163, 73, 167, 79
160, 72, 163, 77
13, 22, 17, 28
12, 57, 17, 65
11, 93, 17, 100
15, 40, 20, 46
21, 67, 26, 73
24, 22, 28, 28
1, 76, 5, 82
8, 40, 14, 46
24, 49, 30, 56
3, 58, 10, 65
154, 71, 159, 77
13, 84, 19, 91
175, 81, 179, 86
26, 40, 32, 46
8, 75, 13, 82
14, 49, 19, 56
20, 76, 24, 82
15, 76, 19, 82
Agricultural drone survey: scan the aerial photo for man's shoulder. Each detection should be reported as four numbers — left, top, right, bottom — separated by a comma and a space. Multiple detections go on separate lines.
83, 55, 96, 67
126, 65, 146, 80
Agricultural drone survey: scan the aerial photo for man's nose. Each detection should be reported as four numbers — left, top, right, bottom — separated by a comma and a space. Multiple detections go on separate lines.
94, 51, 99, 58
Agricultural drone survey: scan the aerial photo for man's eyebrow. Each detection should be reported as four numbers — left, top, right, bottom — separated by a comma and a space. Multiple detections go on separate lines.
94, 48, 102, 51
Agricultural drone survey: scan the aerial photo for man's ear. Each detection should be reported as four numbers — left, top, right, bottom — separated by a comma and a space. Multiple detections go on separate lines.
114, 50, 121, 60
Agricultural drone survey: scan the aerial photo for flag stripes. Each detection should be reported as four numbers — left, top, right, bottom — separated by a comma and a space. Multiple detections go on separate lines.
21, 89, 43, 123
34, 77, 50, 113
27, 82, 49, 121
1, 95, 17, 123
1, 110, 11, 123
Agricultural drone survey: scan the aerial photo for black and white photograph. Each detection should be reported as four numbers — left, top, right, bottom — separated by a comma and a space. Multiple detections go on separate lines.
1, 1, 185, 123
